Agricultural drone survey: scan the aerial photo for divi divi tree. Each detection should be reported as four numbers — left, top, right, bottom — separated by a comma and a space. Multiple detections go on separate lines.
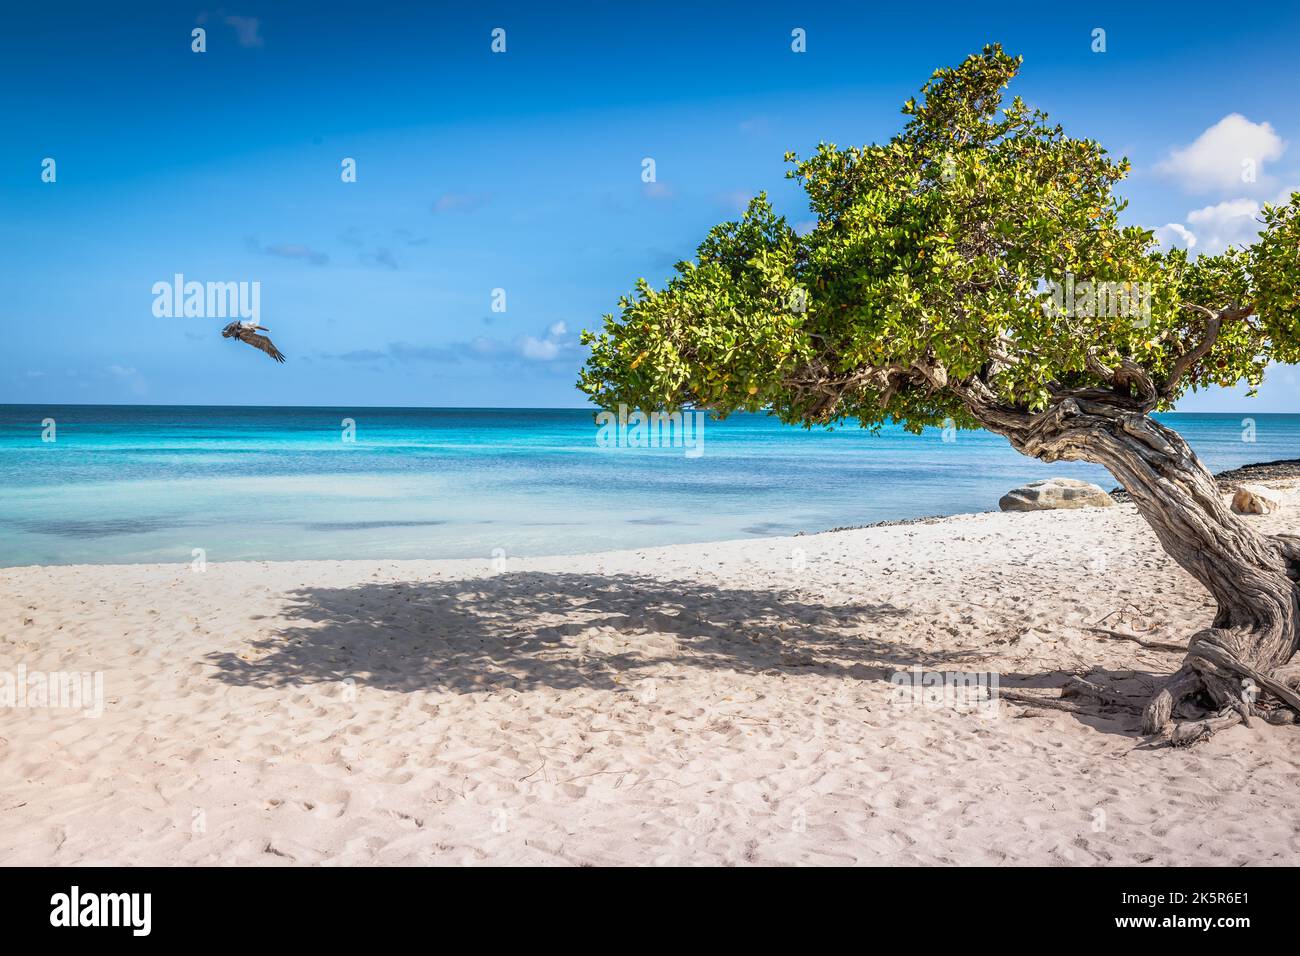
579, 45, 1300, 744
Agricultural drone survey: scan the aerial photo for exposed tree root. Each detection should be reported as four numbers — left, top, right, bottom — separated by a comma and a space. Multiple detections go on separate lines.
1142, 633, 1300, 744
999, 677, 1148, 720
1170, 709, 1244, 747
1060, 675, 1147, 711
1141, 666, 1202, 736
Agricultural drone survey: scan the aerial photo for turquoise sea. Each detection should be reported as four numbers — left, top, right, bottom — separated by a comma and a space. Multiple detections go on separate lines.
0, 405, 1296, 567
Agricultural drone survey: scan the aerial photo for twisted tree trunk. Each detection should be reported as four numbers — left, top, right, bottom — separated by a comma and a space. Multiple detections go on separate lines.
971, 392, 1300, 743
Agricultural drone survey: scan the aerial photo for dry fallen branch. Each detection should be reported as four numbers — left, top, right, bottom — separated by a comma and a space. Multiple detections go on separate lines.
1085, 627, 1187, 654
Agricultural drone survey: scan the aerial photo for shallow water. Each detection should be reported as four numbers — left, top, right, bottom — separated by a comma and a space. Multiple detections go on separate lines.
1, 405, 1296, 566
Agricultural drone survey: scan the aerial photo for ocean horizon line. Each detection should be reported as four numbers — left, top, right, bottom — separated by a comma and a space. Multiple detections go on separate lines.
0, 401, 1289, 417
1, 401, 599, 413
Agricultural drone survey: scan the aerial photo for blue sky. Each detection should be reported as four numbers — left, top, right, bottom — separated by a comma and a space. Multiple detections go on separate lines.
3, 0, 1299, 410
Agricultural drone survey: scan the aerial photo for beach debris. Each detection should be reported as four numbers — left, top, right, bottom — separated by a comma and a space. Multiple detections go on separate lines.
998, 478, 1115, 512
1230, 483, 1281, 516
779, 649, 816, 667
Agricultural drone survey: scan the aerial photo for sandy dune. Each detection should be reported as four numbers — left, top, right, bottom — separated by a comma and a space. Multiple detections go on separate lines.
3, 483, 1300, 866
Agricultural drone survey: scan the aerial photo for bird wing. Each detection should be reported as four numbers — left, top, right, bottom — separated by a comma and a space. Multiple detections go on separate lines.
238, 328, 286, 363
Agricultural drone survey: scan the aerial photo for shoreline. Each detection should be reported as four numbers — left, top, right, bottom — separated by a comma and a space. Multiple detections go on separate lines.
814, 458, 1300, 534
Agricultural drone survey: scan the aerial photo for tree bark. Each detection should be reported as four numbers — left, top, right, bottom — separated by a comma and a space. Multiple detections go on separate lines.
967, 392, 1300, 743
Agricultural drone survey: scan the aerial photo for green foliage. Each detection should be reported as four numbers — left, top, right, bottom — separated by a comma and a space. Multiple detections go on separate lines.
579, 44, 1300, 432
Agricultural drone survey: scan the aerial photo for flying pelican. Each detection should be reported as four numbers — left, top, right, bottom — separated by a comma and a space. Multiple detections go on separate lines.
221, 320, 285, 363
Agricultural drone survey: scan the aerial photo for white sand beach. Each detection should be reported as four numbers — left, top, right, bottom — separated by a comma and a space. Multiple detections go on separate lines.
3, 481, 1300, 866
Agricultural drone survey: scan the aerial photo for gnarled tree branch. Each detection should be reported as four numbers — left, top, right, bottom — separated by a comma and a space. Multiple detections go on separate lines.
1158, 302, 1254, 401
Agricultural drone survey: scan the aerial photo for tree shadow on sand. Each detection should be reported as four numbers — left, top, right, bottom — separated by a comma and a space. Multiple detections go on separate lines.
202, 570, 969, 694
203, 570, 1176, 740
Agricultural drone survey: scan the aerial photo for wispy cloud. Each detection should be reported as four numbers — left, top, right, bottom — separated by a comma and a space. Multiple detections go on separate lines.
363, 246, 399, 270
393, 227, 428, 247
333, 348, 390, 363
714, 190, 755, 214
340, 228, 424, 266
223, 15, 264, 48
431, 193, 492, 214
247, 237, 329, 266
322, 323, 579, 368
388, 342, 463, 362
641, 182, 674, 201
197, 10, 265, 48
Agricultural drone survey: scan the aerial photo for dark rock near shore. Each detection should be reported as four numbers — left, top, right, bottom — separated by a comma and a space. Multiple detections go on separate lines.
796, 514, 952, 535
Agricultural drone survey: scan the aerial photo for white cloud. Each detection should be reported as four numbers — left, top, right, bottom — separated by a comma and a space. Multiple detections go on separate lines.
1156, 114, 1285, 193
516, 322, 574, 362
1185, 198, 1264, 253
1153, 222, 1197, 249
518, 336, 560, 361
1155, 188, 1296, 257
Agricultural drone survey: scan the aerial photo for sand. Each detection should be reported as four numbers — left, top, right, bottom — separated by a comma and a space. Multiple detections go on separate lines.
3, 481, 1300, 866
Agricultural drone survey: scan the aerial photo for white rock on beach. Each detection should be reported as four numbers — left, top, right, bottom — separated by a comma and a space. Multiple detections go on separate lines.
998, 477, 1115, 512
1232, 483, 1282, 515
